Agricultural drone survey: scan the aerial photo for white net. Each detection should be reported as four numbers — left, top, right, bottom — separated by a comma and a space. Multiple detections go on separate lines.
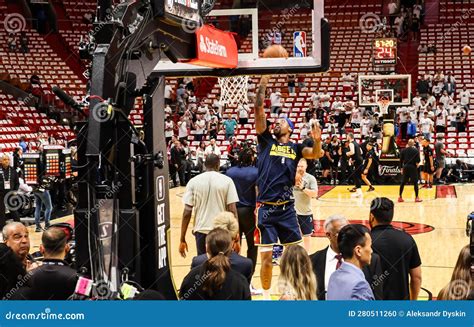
218, 76, 249, 105
377, 99, 391, 115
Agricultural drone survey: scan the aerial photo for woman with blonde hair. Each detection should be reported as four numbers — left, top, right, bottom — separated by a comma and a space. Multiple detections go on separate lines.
278, 244, 317, 300
437, 245, 472, 300
191, 212, 253, 283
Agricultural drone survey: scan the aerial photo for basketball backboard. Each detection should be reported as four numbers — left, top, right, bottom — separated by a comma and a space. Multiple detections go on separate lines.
358, 74, 412, 107
152, 0, 329, 77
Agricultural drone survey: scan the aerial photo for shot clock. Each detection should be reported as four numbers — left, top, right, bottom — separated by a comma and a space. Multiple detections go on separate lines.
373, 38, 397, 65
43, 145, 63, 177
23, 153, 41, 185
61, 149, 72, 179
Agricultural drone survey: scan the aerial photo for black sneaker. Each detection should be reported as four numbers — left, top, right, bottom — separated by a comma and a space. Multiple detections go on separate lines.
35, 227, 43, 232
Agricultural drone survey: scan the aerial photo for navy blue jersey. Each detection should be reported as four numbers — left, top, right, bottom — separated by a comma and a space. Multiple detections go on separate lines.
226, 166, 258, 207
256, 129, 304, 203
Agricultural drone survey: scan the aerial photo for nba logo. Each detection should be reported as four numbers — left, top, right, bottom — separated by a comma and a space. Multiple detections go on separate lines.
293, 31, 307, 57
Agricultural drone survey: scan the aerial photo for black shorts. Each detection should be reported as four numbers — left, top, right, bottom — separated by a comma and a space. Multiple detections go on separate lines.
320, 157, 331, 170
255, 202, 302, 246
402, 165, 418, 183
422, 162, 435, 174
297, 214, 314, 236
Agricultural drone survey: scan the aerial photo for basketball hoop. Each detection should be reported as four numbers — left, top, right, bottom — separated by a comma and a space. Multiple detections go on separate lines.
218, 75, 249, 105
377, 99, 391, 115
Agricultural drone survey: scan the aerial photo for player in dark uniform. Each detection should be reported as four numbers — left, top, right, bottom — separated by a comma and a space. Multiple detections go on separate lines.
399, 139, 422, 202
421, 138, 435, 189
361, 142, 376, 192
254, 75, 323, 300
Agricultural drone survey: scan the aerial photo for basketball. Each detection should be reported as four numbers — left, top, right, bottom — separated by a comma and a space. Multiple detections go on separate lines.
263, 45, 289, 58
462, 45, 471, 55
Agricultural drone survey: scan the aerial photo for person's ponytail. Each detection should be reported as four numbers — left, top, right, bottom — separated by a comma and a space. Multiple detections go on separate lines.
201, 228, 233, 297
202, 252, 231, 296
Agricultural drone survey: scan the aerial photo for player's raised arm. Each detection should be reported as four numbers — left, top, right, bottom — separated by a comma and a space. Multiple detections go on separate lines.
302, 121, 323, 159
254, 76, 269, 134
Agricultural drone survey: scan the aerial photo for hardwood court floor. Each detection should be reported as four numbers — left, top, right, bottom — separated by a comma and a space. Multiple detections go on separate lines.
27, 184, 473, 299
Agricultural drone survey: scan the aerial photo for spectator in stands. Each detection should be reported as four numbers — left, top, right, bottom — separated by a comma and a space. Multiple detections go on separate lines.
341, 72, 355, 94
388, 0, 399, 27
208, 115, 219, 140
222, 115, 238, 140
7, 33, 17, 52
179, 228, 250, 300
418, 43, 428, 53
370, 198, 422, 300
205, 138, 222, 158
170, 139, 187, 187
287, 74, 296, 94
18, 227, 77, 300
407, 116, 417, 139
227, 137, 242, 167
419, 111, 434, 140
279, 244, 317, 300
194, 114, 206, 142
320, 88, 331, 113
427, 43, 436, 53
164, 83, 173, 105
191, 212, 253, 284
437, 245, 472, 300
196, 141, 206, 173
270, 89, 283, 114
180, 155, 239, 257
12, 147, 23, 171
435, 104, 448, 133
164, 116, 175, 144
444, 72, 456, 96
237, 103, 250, 125
18, 136, 27, 153
19, 32, 29, 54
178, 116, 188, 142
459, 86, 471, 110
225, 148, 258, 273
416, 76, 430, 98
0, 154, 20, 229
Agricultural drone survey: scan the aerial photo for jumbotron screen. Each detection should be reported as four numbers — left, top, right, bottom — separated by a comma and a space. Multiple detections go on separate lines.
165, 0, 200, 22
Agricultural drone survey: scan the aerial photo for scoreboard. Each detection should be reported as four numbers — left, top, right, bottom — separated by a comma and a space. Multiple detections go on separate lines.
165, 0, 200, 22
373, 38, 397, 65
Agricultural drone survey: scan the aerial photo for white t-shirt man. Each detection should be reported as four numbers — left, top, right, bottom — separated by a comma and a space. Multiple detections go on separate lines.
164, 84, 173, 100
238, 104, 250, 119
205, 143, 222, 157
439, 94, 452, 108
183, 171, 239, 234
427, 95, 437, 108
419, 117, 434, 133
388, 2, 397, 15
270, 91, 282, 107
320, 93, 331, 108
310, 93, 320, 107
165, 120, 174, 138
361, 117, 372, 136
164, 105, 172, 116
397, 107, 408, 123
436, 109, 448, 127
460, 89, 471, 106
195, 119, 206, 135
351, 107, 362, 124
178, 120, 188, 138
412, 95, 422, 108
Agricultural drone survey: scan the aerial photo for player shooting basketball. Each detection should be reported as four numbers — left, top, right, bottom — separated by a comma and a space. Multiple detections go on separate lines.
253, 46, 323, 300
